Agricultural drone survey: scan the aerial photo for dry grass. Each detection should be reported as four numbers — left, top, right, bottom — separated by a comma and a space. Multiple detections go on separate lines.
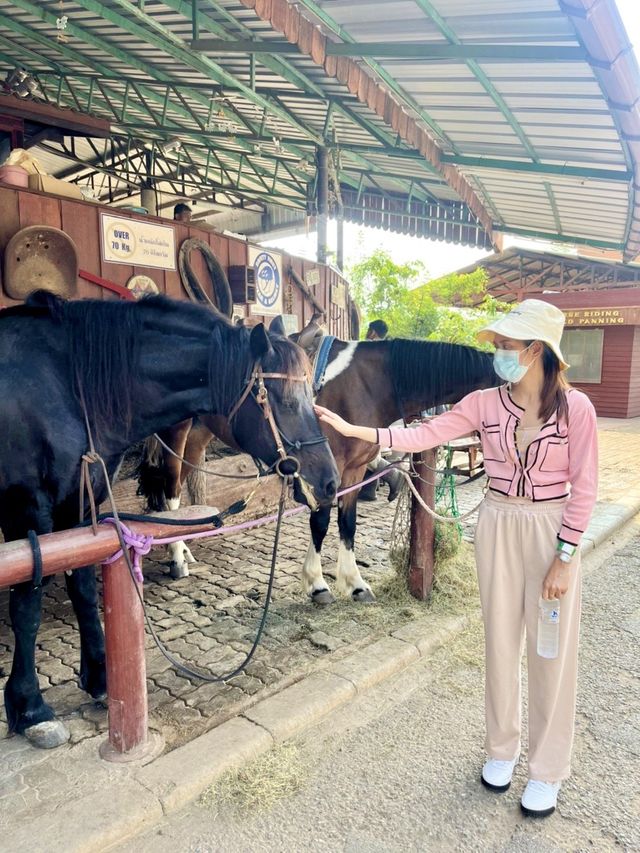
200, 741, 308, 814
429, 540, 479, 616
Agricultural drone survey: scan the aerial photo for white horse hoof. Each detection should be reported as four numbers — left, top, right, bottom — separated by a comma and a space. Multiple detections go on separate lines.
24, 719, 70, 749
351, 587, 376, 603
170, 560, 190, 580
311, 588, 336, 606
168, 542, 195, 578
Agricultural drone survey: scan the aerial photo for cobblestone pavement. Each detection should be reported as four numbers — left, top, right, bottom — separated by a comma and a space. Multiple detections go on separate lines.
0, 419, 638, 829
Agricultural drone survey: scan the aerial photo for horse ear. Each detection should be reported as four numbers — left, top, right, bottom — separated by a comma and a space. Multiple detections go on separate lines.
249, 323, 273, 360
269, 315, 286, 337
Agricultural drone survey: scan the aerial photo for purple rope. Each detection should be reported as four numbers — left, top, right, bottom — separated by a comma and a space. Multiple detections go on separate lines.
101, 518, 153, 583
100, 467, 399, 579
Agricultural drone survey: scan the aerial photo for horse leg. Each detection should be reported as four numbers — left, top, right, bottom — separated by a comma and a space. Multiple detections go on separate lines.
302, 505, 336, 606
2, 505, 70, 748
183, 420, 213, 507
64, 566, 106, 701
336, 470, 376, 603
161, 420, 195, 579
167, 421, 212, 577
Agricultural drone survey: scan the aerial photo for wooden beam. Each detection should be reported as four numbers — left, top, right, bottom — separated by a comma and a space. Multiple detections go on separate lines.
0, 92, 111, 137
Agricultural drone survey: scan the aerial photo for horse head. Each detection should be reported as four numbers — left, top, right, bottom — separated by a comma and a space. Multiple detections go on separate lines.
226, 322, 338, 509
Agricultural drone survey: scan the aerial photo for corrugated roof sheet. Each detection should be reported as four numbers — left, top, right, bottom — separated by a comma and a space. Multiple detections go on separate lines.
1, 0, 639, 257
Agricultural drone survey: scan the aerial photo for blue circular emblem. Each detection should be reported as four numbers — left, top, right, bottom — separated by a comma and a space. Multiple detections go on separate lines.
254, 252, 280, 308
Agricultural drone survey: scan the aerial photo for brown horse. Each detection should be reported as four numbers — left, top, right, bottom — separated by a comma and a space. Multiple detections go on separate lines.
137, 319, 498, 604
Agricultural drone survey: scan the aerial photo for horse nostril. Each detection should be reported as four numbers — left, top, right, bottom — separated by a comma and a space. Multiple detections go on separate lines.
325, 479, 338, 499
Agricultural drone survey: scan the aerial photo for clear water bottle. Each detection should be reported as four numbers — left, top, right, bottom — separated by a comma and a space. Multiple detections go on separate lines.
537, 598, 560, 659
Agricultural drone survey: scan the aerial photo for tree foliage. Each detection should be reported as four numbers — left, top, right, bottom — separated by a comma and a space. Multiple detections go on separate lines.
347, 249, 507, 347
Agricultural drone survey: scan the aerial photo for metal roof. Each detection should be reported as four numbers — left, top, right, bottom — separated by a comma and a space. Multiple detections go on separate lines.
1, 1, 639, 257
456, 246, 640, 303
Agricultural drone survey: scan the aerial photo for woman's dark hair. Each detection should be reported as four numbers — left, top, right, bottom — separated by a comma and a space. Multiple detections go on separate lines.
527, 340, 570, 424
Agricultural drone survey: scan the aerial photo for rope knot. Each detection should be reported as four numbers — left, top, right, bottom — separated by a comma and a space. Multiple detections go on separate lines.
101, 519, 153, 584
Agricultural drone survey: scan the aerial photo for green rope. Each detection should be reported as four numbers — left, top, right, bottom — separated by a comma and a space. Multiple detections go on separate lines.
435, 445, 462, 540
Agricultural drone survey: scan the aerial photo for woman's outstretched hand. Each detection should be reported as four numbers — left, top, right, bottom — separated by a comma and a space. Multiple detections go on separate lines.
314, 405, 356, 437
314, 406, 378, 445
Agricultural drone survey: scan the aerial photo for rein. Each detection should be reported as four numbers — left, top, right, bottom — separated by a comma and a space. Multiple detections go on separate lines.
227, 361, 329, 483
71, 359, 329, 684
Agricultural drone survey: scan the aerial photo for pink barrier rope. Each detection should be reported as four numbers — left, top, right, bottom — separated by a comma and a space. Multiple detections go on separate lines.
100, 467, 398, 573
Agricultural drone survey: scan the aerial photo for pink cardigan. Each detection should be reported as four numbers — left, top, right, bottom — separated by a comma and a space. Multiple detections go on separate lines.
383, 386, 598, 546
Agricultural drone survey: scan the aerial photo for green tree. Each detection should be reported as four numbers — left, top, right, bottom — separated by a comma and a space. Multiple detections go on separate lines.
347, 249, 506, 345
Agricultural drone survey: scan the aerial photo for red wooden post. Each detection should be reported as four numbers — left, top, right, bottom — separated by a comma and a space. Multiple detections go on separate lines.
99, 552, 161, 763
408, 448, 436, 600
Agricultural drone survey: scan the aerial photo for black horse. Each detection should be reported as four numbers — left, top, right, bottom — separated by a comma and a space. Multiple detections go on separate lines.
0, 292, 338, 748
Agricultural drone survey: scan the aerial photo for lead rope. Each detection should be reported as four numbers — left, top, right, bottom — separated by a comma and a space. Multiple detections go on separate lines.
78, 381, 294, 683
82, 421, 292, 682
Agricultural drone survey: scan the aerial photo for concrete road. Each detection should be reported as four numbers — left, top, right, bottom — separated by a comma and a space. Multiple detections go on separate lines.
120, 522, 640, 853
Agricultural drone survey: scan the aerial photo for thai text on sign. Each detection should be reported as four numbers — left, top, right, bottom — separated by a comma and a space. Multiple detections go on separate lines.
563, 307, 640, 326
100, 213, 176, 271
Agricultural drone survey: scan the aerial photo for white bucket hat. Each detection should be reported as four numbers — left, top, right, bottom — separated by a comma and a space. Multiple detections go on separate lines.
477, 299, 569, 370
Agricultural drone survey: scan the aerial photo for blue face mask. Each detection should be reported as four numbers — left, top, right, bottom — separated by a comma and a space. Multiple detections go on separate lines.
493, 348, 530, 383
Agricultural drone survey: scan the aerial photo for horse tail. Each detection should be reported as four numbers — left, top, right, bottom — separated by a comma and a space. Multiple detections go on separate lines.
135, 436, 168, 512
186, 463, 207, 506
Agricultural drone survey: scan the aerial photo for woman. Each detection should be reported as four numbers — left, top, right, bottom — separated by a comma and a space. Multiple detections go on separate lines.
315, 300, 598, 817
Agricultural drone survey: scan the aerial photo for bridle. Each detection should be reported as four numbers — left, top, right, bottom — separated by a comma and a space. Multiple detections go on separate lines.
226, 360, 329, 479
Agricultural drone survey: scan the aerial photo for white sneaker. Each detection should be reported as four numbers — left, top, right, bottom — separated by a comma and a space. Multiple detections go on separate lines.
521, 779, 561, 817
480, 755, 519, 792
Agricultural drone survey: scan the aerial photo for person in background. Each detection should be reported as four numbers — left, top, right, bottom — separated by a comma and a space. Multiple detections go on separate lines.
366, 319, 389, 341
361, 317, 401, 500
173, 202, 192, 224
315, 300, 598, 818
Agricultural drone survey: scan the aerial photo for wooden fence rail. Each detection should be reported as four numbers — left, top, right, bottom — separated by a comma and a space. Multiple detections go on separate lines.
0, 506, 219, 762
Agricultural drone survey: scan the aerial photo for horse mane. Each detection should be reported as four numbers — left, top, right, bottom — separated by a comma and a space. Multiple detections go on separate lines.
208, 327, 312, 413
388, 338, 497, 407
2, 291, 245, 434
2, 291, 312, 433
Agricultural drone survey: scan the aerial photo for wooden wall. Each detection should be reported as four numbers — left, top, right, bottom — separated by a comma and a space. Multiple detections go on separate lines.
540, 290, 640, 418
570, 325, 634, 418
0, 185, 353, 337
627, 327, 640, 418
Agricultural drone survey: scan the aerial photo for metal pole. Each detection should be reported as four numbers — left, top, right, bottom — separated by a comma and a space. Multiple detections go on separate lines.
141, 150, 157, 216
316, 145, 328, 265
408, 449, 436, 600
336, 205, 344, 272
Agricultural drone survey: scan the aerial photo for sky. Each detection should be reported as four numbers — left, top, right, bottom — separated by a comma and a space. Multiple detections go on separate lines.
263, 0, 640, 282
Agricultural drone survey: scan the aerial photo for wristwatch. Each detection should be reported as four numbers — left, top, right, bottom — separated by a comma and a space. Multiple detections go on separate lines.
556, 540, 576, 564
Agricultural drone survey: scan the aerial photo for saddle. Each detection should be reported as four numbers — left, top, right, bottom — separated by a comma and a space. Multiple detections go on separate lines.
3, 226, 78, 300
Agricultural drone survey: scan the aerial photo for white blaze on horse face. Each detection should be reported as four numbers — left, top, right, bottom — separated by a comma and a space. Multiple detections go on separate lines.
302, 539, 329, 595
335, 541, 371, 597
322, 342, 357, 387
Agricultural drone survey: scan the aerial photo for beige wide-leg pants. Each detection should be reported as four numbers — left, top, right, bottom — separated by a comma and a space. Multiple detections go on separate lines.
474, 491, 582, 782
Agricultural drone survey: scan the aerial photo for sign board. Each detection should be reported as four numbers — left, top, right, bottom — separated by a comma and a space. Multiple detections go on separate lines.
281, 314, 299, 335
249, 245, 283, 316
100, 213, 176, 270
305, 268, 320, 288
331, 279, 347, 310
563, 306, 640, 327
